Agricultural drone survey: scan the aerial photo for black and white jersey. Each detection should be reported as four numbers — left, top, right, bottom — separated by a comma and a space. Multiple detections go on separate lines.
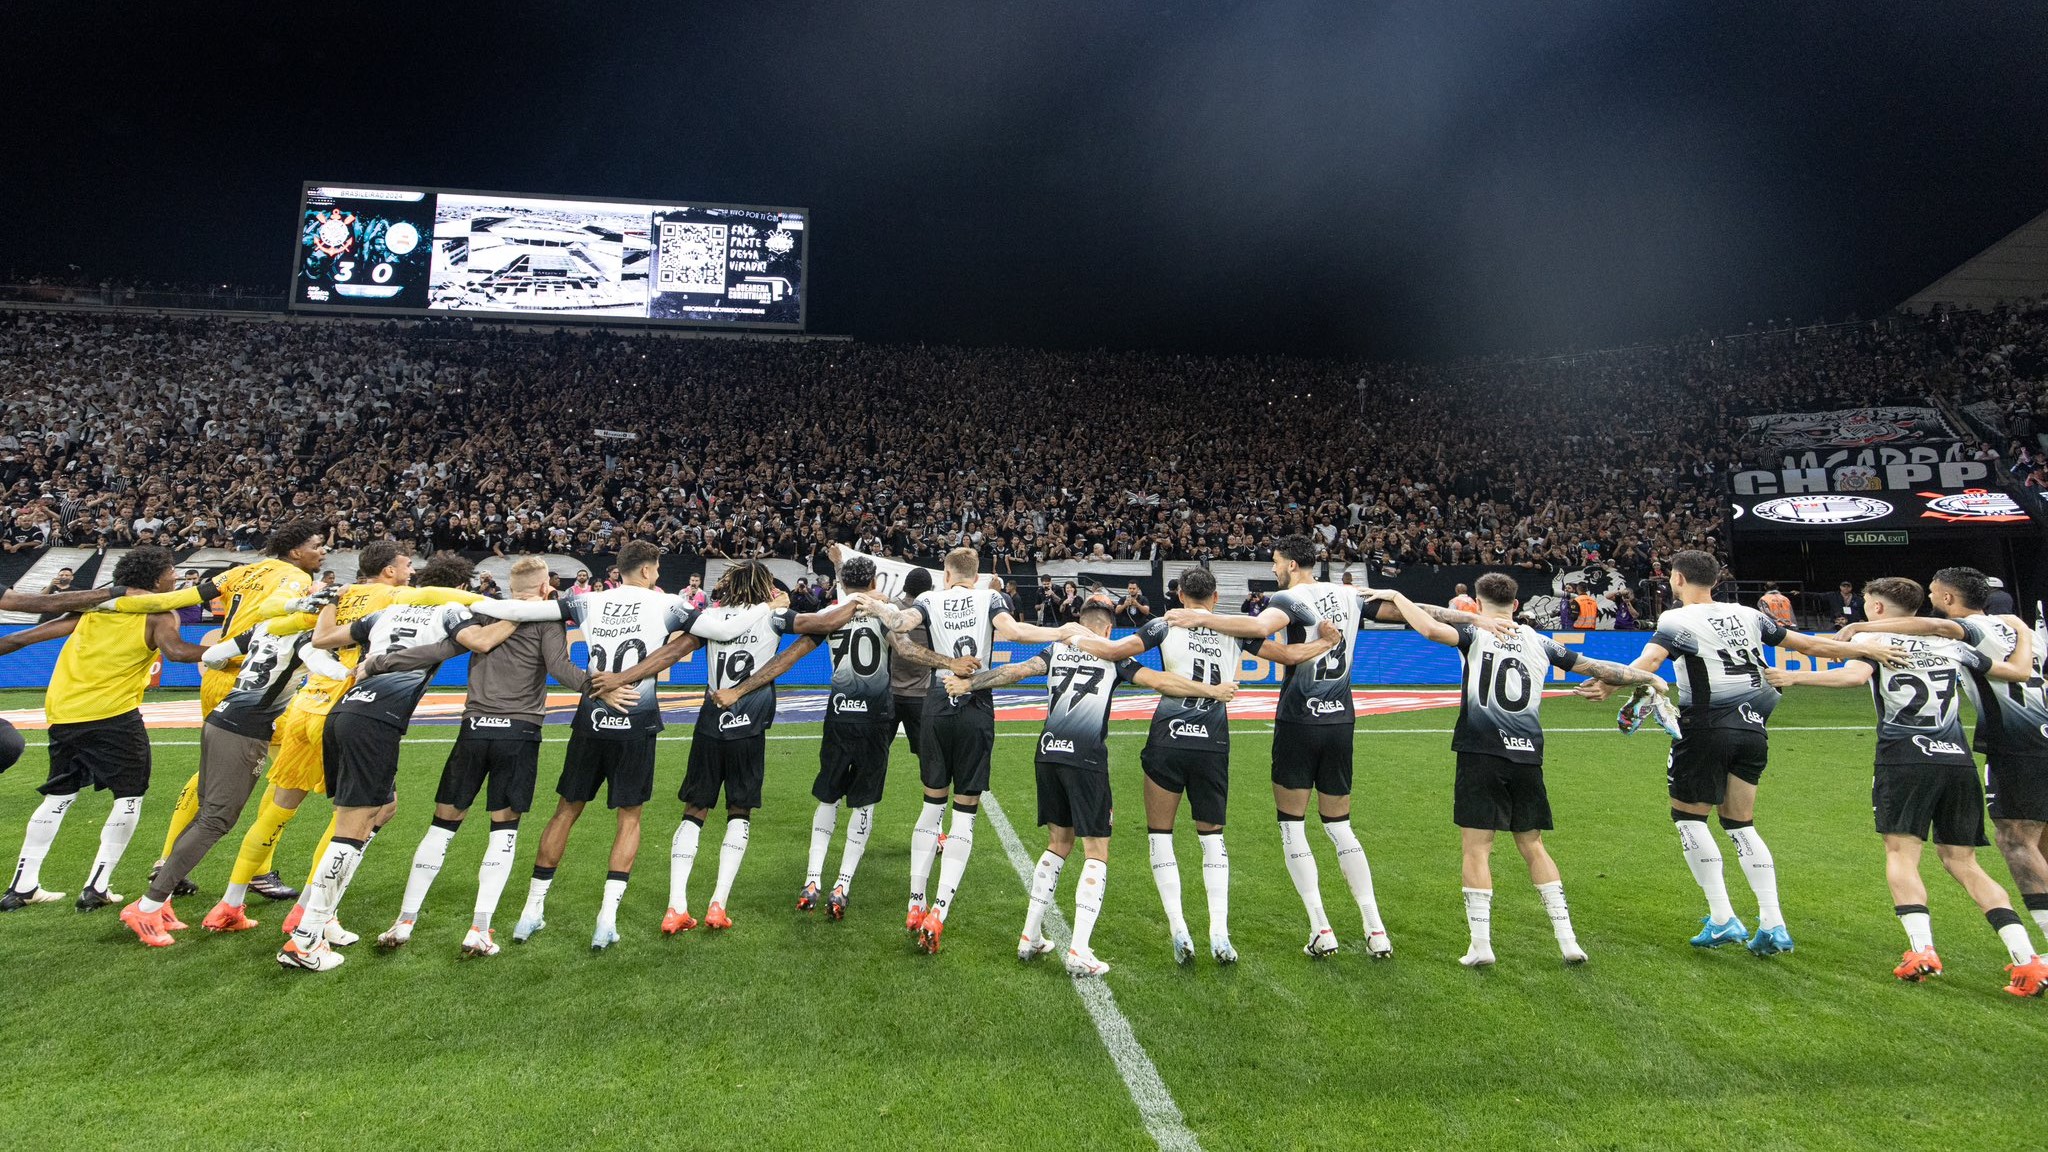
1036, 641, 1144, 771
1452, 623, 1579, 764
1954, 615, 2048, 758
1133, 616, 1263, 753
695, 606, 801, 741
209, 623, 315, 739
1652, 603, 1789, 733
335, 604, 477, 730
824, 601, 894, 725
558, 587, 701, 739
1267, 582, 1364, 726
910, 587, 1014, 717
1857, 632, 1993, 767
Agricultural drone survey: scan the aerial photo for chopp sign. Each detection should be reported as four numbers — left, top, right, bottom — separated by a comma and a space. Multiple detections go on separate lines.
1734, 460, 1989, 495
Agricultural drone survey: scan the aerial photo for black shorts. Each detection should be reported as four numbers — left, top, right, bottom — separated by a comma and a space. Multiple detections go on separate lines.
920, 709, 995, 796
1874, 761, 1988, 846
323, 712, 405, 810
1141, 744, 1230, 827
437, 734, 540, 815
893, 695, 926, 759
1666, 726, 1769, 806
1986, 756, 2048, 823
1036, 759, 1113, 838
557, 733, 656, 810
1454, 752, 1554, 832
816, 721, 893, 808
683, 735, 766, 811
43, 711, 150, 799
1271, 721, 1353, 796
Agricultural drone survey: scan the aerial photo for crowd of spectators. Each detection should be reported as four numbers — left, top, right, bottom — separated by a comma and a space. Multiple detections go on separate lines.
0, 298, 2042, 593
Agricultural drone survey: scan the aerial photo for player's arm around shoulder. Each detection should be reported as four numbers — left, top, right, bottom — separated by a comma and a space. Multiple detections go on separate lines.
1163, 604, 1287, 639
1133, 664, 1237, 703
0, 613, 79, 656
947, 652, 1046, 696
1260, 618, 1339, 666
146, 611, 209, 663
1765, 635, 1878, 689
1361, 589, 1460, 646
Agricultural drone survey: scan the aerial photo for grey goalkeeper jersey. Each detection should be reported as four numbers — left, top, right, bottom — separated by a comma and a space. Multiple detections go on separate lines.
1857, 631, 1992, 767
1131, 617, 1263, 753
360, 618, 590, 742
1035, 641, 1144, 771
1453, 623, 1581, 764
1953, 614, 2048, 759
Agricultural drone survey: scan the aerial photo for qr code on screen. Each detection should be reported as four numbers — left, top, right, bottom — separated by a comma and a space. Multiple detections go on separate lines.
657, 222, 729, 295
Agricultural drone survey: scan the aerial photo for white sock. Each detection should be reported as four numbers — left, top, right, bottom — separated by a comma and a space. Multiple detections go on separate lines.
293, 839, 362, 948
1148, 831, 1188, 940
710, 817, 750, 907
1536, 880, 1579, 949
931, 805, 976, 920
1462, 886, 1494, 955
1675, 817, 1736, 922
1071, 859, 1108, 954
908, 798, 946, 909
472, 824, 517, 931
1022, 850, 1064, 942
10, 792, 76, 893
1278, 819, 1331, 935
84, 796, 142, 894
807, 803, 837, 888
1994, 915, 2037, 965
599, 874, 628, 924
1198, 830, 1229, 940
835, 805, 874, 893
399, 823, 456, 920
1898, 907, 1933, 951
224, 882, 249, 906
1321, 818, 1385, 935
139, 895, 165, 914
1725, 824, 1782, 930
521, 871, 555, 922
2030, 905, 2048, 942
668, 818, 702, 912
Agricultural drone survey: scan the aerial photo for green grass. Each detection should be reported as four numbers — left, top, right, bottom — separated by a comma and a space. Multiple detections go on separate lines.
1, 687, 2044, 1151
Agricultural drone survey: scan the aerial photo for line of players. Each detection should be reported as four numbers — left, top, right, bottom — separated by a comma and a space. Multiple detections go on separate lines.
2, 530, 2046, 995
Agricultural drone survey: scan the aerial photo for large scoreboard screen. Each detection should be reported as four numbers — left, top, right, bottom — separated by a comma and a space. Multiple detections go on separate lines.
290, 183, 807, 330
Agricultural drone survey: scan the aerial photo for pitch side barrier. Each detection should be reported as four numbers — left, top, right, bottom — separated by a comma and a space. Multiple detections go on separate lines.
0, 625, 1865, 692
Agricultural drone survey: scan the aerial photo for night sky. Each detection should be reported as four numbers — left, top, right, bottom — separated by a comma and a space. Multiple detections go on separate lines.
8, 1, 2045, 360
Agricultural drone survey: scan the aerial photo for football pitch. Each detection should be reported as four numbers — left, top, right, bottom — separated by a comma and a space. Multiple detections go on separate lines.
2, 688, 2045, 1152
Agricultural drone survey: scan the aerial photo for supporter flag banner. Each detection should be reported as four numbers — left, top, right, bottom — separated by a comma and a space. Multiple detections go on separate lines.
1743, 406, 1960, 453
826, 545, 999, 596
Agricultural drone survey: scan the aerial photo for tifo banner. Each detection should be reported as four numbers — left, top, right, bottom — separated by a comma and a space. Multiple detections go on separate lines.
820, 545, 1000, 596
1743, 406, 1960, 453
0, 623, 1845, 693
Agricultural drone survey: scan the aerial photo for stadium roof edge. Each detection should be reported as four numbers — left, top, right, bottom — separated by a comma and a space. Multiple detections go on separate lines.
1901, 205, 2048, 314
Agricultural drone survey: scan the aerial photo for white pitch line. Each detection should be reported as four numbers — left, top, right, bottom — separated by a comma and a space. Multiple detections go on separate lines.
978, 790, 1204, 1152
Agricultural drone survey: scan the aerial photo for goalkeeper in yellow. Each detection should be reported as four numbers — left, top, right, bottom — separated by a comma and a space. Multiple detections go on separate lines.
128, 520, 329, 901
203, 542, 480, 936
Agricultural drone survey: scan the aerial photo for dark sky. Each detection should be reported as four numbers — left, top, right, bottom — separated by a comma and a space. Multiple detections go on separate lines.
8, 1, 2045, 360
